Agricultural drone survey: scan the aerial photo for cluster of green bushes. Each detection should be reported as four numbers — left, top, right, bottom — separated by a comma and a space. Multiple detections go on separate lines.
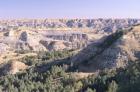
39, 50, 72, 61
20, 50, 73, 66
0, 65, 94, 92
1, 55, 140, 92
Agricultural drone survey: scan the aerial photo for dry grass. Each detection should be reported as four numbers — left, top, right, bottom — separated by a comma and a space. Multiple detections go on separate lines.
0, 52, 37, 64
72, 72, 95, 80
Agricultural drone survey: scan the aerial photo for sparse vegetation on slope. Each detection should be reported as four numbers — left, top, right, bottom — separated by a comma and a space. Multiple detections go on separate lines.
1, 53, 140, 92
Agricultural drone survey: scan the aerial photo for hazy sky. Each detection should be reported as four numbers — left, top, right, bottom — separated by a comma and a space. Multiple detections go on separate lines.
0, 0, 140, 19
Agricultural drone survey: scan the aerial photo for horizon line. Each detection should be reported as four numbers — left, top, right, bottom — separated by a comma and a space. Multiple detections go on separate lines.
0, 17, 140, 20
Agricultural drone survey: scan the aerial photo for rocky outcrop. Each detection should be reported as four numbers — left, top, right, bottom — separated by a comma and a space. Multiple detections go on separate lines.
0, 43, 10, 54
47, 41, 67, 51
0, 29, 91, 52
39, 31, 89, 51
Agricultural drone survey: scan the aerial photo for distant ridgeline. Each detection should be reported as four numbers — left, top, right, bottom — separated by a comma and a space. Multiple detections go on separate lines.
0, 19, 140, 32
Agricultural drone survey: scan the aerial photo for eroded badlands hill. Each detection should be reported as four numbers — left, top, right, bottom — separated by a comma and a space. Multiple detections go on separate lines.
72, 25, 140, 72
0, 19, 140, 75
0, 29, 105, 54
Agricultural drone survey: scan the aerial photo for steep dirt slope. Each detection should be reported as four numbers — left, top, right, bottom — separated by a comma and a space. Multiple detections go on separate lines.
72, 25, 140, 72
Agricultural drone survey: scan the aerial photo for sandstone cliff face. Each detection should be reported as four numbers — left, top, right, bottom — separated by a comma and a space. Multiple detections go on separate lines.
39, 31, 89, 51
